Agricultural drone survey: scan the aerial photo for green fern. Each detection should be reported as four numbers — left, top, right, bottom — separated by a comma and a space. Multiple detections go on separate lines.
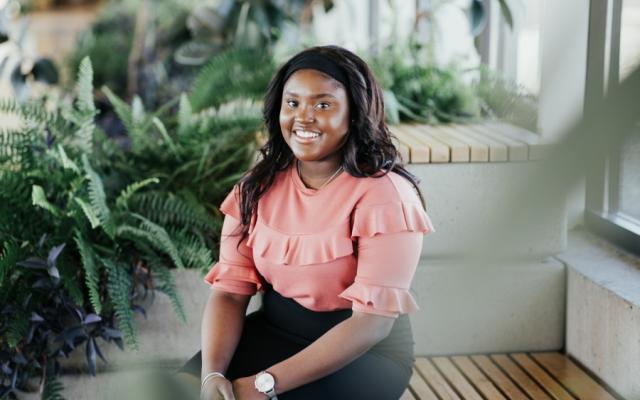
128, 191, 216, 231
74, 231, 102, 314
102, 258, 138, 350
170, 229, 213, 270
0, 241, 18, 293
145, 253, 187, 324
189, 46, 275, 111
42, 365, 66, 400
82, 154, 115, 237
32, 185, 63, 217
118, 214, 185, 269
72, 57, 97, 155
6, 309, 29, 348
115, 177, 160, 211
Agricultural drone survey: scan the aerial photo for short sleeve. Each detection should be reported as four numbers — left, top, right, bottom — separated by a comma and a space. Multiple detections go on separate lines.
338, 174, 435, 318
203, 186, 264, 296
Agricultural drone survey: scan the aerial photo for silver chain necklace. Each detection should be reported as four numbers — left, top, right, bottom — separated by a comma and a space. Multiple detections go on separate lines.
296, 159, 343, 190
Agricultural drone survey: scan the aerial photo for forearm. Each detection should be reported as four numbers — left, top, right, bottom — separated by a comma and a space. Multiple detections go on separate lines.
268, 314, 391, 394
200, 290, 250, 379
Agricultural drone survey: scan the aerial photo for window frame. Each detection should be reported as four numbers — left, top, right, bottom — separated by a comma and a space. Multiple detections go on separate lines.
584, 0, 640, 257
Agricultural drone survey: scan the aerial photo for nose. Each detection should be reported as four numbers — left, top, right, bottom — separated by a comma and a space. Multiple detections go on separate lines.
294, 104, 315, 123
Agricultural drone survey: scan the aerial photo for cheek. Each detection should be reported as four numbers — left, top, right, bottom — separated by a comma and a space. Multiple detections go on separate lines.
279, 109, 292, 132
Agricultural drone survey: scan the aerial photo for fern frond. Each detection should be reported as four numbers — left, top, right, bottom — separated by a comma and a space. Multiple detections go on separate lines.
75, 57, 96, 115
145, 253, 187, 324
128, 191, 216, 231
118, 215, 184, 269
56, 144, 81, 173
32, 185, 63, 217
6, 309, 29, 348
0, 240, 19, 290
102, 258, 137, 350
74, 231, 102, 314
189, 47, 275, 111
170, 229, 213, 270
101, 86, 133, 132
42, 370, 66, 400
82, 154, 115, 237
115, 177, 159, 211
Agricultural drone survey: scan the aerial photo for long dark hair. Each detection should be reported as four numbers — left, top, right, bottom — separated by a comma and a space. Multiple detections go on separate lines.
233, 45, 427, 246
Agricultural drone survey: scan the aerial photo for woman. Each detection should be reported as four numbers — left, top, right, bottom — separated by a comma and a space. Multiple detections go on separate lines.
178, 45, 435, 400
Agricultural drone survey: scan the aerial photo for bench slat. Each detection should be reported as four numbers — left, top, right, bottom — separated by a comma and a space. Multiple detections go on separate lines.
451, 124, 509, 162
471, 125, 529, 161
491, 354, 553, 399
483, 121, 550, 161
450, 356, 507, 399
414, 357, 461, 399
420, 125, 470, 162
408, 368, 439, 400
511, 353, 576, 399
531, 352, 617, 400
390, 126, 432, 163
438, 126, 490, 162
432, 357, 484, 399
398, 124, 450, 163
470, 355, 530, 399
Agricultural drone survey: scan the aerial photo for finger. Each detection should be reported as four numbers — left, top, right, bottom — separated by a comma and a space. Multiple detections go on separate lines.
219, 383, 236, 400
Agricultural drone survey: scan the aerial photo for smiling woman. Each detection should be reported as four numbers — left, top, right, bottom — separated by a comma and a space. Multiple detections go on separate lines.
177, 45, 435, 400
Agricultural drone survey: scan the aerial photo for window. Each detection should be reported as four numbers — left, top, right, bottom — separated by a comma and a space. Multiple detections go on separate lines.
585, 0, 640, 256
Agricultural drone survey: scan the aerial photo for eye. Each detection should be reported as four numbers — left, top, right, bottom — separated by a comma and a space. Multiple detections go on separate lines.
317, 102, 330, 110
286, 99, 297, 108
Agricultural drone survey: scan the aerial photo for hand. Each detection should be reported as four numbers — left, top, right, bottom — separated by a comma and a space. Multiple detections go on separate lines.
232, 376, 269, 400
201, 376, 236, 400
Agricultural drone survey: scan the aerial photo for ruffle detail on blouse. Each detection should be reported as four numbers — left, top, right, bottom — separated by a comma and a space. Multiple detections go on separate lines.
338, 280, 419, 315
351, 201, 435, 238
203, 261, 264, 292
219, 186, 241, 220
246, 219, 354, 266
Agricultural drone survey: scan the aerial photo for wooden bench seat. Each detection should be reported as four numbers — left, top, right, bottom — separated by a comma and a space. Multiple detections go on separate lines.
400, 352, 618, 400
390, 122, 550, 164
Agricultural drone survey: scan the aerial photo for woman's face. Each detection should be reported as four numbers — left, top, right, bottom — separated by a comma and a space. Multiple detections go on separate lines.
279, 69, 350, 164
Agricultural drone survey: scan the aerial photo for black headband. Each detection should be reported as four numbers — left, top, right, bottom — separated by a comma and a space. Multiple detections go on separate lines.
283, 52, 349, 88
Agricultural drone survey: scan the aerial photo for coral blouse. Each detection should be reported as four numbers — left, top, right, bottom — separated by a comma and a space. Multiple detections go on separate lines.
204, 162, 435, 318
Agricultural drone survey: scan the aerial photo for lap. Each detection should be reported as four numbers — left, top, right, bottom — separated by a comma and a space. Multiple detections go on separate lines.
179, 309, 412, 399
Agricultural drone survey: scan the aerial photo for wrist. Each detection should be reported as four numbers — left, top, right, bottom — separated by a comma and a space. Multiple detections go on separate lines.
254, 370, 278, 399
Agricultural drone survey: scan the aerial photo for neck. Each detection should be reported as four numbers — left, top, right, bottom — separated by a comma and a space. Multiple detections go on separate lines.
296, 158, 343, 189
296, 158, 342, 180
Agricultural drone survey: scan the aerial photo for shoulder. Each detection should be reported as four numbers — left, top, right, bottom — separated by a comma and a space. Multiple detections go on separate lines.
353, 169, 421, 209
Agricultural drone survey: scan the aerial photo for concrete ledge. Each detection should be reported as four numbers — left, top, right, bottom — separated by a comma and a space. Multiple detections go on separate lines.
407, 162, 567, 259
410, 257, 566, 355
557, 227, 640, 400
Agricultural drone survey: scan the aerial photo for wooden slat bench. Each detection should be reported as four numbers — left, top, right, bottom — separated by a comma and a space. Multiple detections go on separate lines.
400, 352, 619, 400
390, 122, 551, 164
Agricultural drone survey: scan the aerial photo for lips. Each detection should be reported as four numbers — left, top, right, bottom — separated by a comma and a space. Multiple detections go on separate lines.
293, 129, 322, 143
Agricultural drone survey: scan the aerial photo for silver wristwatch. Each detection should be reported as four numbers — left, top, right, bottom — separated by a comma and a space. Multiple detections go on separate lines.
254, 370, 278, 399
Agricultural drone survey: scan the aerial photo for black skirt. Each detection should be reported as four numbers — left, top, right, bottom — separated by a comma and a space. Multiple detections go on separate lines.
178, 285, 415, 400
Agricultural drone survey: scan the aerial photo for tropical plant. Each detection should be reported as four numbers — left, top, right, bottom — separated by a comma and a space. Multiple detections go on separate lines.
370, 40, 482, 125
0, 58, 191, 398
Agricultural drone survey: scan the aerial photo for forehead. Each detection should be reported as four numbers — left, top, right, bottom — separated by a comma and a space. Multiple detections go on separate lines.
282, 69, 346, 97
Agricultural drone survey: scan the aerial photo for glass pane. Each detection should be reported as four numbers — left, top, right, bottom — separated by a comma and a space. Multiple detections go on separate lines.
618, 129, 640, 221
517, 0, 542, 94
620, 0, 640, 81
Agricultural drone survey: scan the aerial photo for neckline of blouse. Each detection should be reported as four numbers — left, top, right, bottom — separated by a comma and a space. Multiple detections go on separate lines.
290, 161, 347, 196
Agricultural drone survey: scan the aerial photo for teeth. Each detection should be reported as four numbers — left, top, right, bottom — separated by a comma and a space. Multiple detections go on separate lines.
295, 130, 320, 138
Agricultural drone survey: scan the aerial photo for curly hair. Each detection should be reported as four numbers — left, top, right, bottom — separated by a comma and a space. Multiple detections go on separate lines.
232, 45, 426, 247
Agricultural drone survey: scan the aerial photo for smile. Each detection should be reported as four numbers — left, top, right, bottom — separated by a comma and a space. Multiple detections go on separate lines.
294, 130, 322, 142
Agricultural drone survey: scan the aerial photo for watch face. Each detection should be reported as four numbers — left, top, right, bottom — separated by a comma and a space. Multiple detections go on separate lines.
255, 372, 275, 391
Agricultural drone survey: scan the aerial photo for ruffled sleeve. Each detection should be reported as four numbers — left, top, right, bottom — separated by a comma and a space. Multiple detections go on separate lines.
339, 176, 435, 318
204, 186, 265, 296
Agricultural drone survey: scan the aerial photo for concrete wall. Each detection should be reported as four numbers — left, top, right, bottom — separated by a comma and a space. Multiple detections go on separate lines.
558, 228, 640, 400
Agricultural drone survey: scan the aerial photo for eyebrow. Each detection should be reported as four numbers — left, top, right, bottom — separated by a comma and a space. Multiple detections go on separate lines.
283, 91, 337, 99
